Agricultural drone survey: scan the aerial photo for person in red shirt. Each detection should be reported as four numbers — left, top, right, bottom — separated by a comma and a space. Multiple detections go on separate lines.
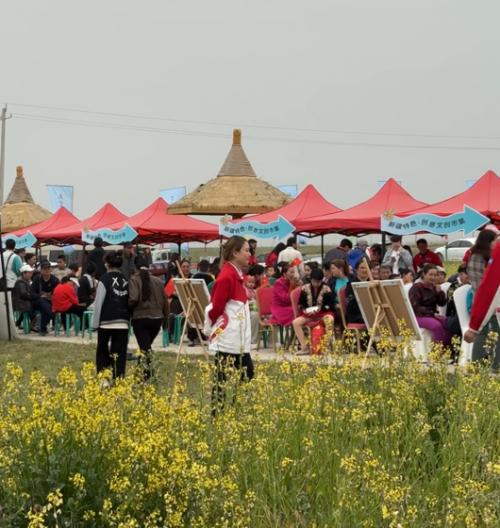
247, 239, 258, 267
52, 276, 85, 327
413, 238, 443, 272
464, 242, 499, 371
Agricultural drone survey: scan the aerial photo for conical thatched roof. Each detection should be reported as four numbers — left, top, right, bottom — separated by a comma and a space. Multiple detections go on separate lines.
0, 166, 51, 233
168, 129, 290, 217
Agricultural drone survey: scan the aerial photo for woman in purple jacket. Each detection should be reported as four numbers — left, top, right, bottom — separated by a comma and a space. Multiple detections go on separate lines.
409, 264, 451, 345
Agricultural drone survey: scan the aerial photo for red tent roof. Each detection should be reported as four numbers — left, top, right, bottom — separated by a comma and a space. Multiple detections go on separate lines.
105, 198, 219, 243
7, 207, 80, 240
402, 170, 500, 223
300, 178, 428, 235
41, 203, 128, 243
237, 184, 341, 232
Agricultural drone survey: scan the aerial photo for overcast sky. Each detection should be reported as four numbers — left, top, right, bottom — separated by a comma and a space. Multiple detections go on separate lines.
1, 0, 499, 219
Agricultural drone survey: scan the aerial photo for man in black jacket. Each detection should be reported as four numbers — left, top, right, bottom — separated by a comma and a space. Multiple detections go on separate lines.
31, 261, 58, 335
88, 237, 106, 280
12, 265, 36, 328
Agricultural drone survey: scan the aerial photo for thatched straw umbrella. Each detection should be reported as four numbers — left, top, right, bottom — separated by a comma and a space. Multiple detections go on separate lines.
168, 129, 290, 218
0, 166, 51, 233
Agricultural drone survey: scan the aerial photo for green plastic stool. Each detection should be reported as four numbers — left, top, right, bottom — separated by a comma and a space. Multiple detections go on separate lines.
173, 314, 184, 345
22, 312, 31, 335
71, 314, 81, 336
81, 310, 93, 339
162, 329, 170, 347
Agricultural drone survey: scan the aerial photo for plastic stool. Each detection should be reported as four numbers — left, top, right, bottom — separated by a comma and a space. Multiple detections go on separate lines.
162, 329, 170, 347
173, 314, 184, 345
22, 312, 31, 335
81, 311, 93, 339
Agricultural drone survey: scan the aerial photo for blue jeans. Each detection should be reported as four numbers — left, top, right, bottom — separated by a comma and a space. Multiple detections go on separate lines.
32, 298, 53, 333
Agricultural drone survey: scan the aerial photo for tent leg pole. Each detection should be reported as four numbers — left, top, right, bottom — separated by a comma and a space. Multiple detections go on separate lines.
381, 232, 387, 256
219, 236, 223, 260
320, 234, 324, 261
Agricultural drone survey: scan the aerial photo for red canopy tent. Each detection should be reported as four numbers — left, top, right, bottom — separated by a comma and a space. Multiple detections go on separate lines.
237, 184, 341, 232
40, 203, 128, 244
6, 207, 80, 242
300, 178, 428, 235
104, 198, 219, 243
401, 170, 500, 224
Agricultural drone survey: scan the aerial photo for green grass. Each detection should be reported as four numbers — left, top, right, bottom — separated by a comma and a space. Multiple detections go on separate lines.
0, 340, 202, 392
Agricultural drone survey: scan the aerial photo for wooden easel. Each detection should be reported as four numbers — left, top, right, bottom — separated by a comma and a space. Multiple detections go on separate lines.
175, 262, 209, 366
355, 259, 401, 367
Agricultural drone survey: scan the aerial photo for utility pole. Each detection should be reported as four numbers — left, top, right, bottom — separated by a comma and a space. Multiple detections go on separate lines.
0, 105, 11, 206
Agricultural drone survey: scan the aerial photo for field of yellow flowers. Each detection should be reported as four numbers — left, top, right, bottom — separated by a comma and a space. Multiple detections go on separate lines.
0, 345, 499, 527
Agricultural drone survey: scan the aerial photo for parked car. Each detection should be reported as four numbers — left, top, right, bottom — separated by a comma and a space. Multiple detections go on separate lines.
434, 238, 475, 262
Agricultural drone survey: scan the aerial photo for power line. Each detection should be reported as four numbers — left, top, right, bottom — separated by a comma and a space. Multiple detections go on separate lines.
12, 112, 500, 151
5, 100, 500, 141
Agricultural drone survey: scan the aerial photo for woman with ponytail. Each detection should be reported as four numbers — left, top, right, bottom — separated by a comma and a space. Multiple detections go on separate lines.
129, 255, 169, 379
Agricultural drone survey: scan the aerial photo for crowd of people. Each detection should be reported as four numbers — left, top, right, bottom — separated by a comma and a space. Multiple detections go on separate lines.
1, 226, 499, 382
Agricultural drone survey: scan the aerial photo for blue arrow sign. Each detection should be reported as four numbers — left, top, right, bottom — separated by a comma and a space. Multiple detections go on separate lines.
219, 215, 295, 240
81, 224, 138, 245
1, 231, 37, 249
381, 206, 489, 236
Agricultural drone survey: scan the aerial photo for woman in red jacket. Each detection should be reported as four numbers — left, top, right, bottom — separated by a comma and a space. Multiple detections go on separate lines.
465, 242, 500, 371
52, 276, 85, 328
206, 236, 253, 414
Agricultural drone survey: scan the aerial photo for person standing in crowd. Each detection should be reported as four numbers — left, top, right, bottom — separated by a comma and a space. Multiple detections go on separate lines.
464, 242, 499, 371
129, 255, 169, 380
278, 237, 303, 270
193, 259, 213, 286
24, 252, 37, 268
248, 239, 258, 266
413, 238, 442, 272
265, 242, 286, 268
88, 237, 106, 280
271, 263, 300, 327
92, 252, 130, 380
206, 236, 254, 414
0, 239, 23, 290
12, 264, 36, 328
248, 264, 265, 288
400, 268, 415, 290
293, 268, 335, 355
53, 255, 70, 282
52, 276, 85, 327
324, 238, 353, 264
142, 247, 153, 267
31, 261, 58, 335
120, 243, 136, 280
322, 261, 334, 289
209, 257, 221, 279
303, 261, 318, 284
467, 229, 497, 293
345, 260, 371, 324
409, 264, 451, 345
78, 262, 97, 308
347, 239, 369, 271
382, 235, 413, 274
330, 259, 350, 303
369, 261, 381, 280
379, 265, 392, 281
369, 244, 383, 264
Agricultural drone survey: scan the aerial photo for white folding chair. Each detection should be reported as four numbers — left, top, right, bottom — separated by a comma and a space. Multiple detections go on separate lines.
437, 282, 451, 317
453, 284, 473, 366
